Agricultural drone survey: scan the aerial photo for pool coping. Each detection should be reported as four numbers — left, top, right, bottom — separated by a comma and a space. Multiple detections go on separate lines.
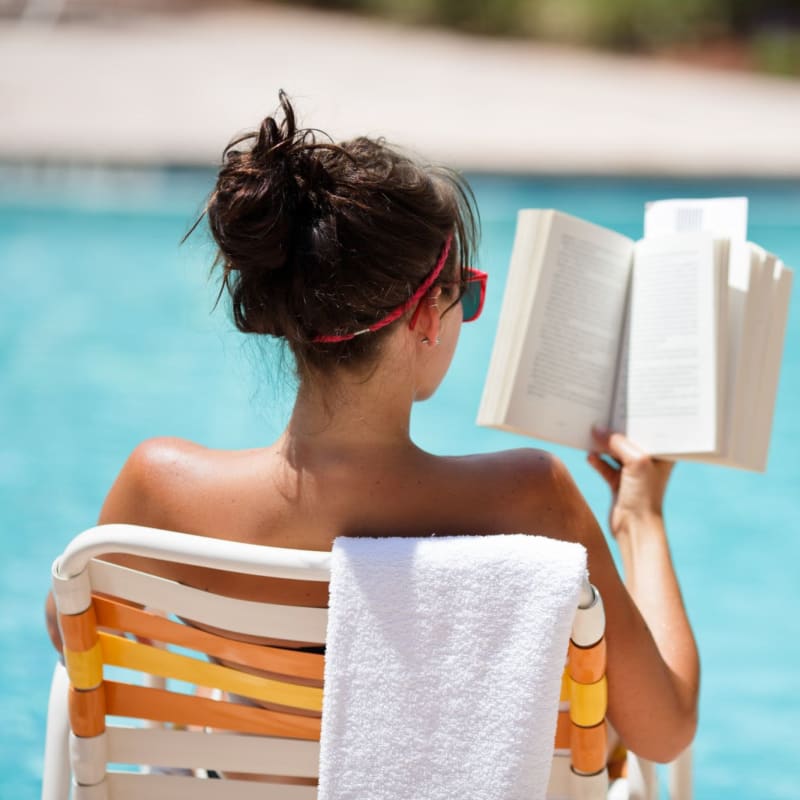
2, 5, 800, 176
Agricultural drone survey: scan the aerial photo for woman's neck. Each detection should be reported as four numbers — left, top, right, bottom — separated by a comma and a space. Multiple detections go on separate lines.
282, 362, 417, 457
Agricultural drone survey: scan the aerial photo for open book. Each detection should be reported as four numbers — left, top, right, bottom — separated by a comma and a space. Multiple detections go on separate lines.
477, 200, 792, 471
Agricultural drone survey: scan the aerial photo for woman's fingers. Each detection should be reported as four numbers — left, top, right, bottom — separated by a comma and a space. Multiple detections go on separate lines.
587, 452, 620, 492
591, 426, 646, 465
590, 426, 676, 525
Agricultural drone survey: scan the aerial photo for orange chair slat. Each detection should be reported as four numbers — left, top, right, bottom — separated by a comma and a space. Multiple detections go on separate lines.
104, 681, 322, 741
59, 606, 99, 652
554, 709, 570, 749
568, 637, 606, 685
69, 686, 106, 738
570, 720, 607, 775
608, 744, 628, 780
93, 596, 324, 683
560, 668, 569, 702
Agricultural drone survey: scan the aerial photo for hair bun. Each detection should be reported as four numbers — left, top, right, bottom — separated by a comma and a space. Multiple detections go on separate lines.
208, 91, 337, 286
198, 91, 479, 364
292, 151, 334, 207
252, 113, 335, 219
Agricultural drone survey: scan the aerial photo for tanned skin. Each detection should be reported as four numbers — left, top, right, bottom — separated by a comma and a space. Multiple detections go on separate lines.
47, 286, 699, 763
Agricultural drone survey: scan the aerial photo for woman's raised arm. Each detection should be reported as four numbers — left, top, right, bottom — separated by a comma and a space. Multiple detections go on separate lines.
548, 431, 699, 762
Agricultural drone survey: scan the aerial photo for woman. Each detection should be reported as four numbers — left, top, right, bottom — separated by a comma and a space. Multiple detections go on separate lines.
51, 92, 698, 763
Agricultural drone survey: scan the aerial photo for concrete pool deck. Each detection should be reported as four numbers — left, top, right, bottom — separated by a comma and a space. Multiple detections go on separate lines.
2, 4, 800, 175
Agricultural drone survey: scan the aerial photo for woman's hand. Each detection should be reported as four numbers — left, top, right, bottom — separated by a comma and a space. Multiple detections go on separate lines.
587, 426, 674, 538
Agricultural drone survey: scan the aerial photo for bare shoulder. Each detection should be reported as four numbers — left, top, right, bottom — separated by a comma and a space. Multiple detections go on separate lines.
447, 447, 576, 497
98, 437, 230, 530
433, 448, 589, 542
124, 435, 216, 487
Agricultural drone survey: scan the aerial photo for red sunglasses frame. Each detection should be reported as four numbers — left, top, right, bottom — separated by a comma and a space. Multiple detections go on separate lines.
409, 267, 488, 329
459, 267, 489, 322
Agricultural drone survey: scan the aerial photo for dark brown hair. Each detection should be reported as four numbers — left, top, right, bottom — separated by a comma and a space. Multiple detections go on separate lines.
202, 91, 479, 373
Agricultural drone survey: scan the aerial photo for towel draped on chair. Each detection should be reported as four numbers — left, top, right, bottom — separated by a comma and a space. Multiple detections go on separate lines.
319, 534, 587, 800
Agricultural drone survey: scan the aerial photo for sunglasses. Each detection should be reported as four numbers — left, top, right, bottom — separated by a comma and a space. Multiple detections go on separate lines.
457, 267, 489, 322
409, 267, 488, 330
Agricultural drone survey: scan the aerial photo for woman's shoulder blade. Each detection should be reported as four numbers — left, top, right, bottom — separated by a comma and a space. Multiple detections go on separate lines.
100, 437, 243, 530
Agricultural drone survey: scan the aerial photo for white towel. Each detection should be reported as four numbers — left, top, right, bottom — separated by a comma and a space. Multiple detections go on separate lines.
318, 534, 587, 800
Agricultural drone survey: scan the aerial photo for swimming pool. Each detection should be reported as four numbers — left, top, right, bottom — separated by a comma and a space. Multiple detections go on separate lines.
1, 165, 798, 798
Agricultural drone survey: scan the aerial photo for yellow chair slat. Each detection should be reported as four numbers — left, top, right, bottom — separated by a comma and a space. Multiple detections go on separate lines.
568, 675, 607, 729
98, 632, 323, 713
94, 596, 324, 683
64, 641, 104, 690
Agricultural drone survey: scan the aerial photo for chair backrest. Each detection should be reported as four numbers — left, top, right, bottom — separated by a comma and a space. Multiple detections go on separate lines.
44, 524, 612, 800
553, 580, 609, 799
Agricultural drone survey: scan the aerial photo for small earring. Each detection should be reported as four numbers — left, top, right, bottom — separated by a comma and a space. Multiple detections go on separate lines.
421, 336, 430, 344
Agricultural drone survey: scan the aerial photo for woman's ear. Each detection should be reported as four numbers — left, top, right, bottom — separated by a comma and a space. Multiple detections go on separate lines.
412, 287, 442, 347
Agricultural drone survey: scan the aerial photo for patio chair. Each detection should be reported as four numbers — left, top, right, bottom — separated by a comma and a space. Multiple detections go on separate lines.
41, 523, 687, 799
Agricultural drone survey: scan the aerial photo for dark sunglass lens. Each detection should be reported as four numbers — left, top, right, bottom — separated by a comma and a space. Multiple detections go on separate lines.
460, 281, 481, 321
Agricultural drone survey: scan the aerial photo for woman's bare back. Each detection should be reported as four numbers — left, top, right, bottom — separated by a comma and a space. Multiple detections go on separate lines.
99, 435, 579, 608
96, 430, 697, 764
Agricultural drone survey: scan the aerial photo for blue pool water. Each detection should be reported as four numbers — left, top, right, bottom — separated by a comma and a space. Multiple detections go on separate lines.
1, 166, 798, 798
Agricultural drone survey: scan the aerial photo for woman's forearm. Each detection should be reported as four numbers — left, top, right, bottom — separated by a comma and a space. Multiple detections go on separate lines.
616, 512, 700, 717
587, 430, 700, 757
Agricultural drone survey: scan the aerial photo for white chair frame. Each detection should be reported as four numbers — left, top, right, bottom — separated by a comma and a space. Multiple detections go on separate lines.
42, 524, 691, 799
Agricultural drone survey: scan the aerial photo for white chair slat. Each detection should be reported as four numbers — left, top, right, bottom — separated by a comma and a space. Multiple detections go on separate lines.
547, 752, 572, 800
56, 524, 331, 582
88, 560, 328, 642
570, 767, 609, 800
670, 748, 693, 800
627, 753, 659, 799
103, 772, 317, 800
571, 584, 605, 648
106, 726, 320, 777
70, 731, 107, 786
72, 784, 109, 800
41, 663, 72, 800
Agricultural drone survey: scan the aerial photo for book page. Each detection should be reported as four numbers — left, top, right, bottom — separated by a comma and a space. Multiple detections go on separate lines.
640, 196, 746, 463
644, 197, 748, 239
478, 211, 550, 426
734, 245, 776, 465
749, 261, 793, 471
609, 288, 631, 433
625, 233, 722, 455
726, 247, 770, 466
719, 241, 757, 461
501, 213, 634, 450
